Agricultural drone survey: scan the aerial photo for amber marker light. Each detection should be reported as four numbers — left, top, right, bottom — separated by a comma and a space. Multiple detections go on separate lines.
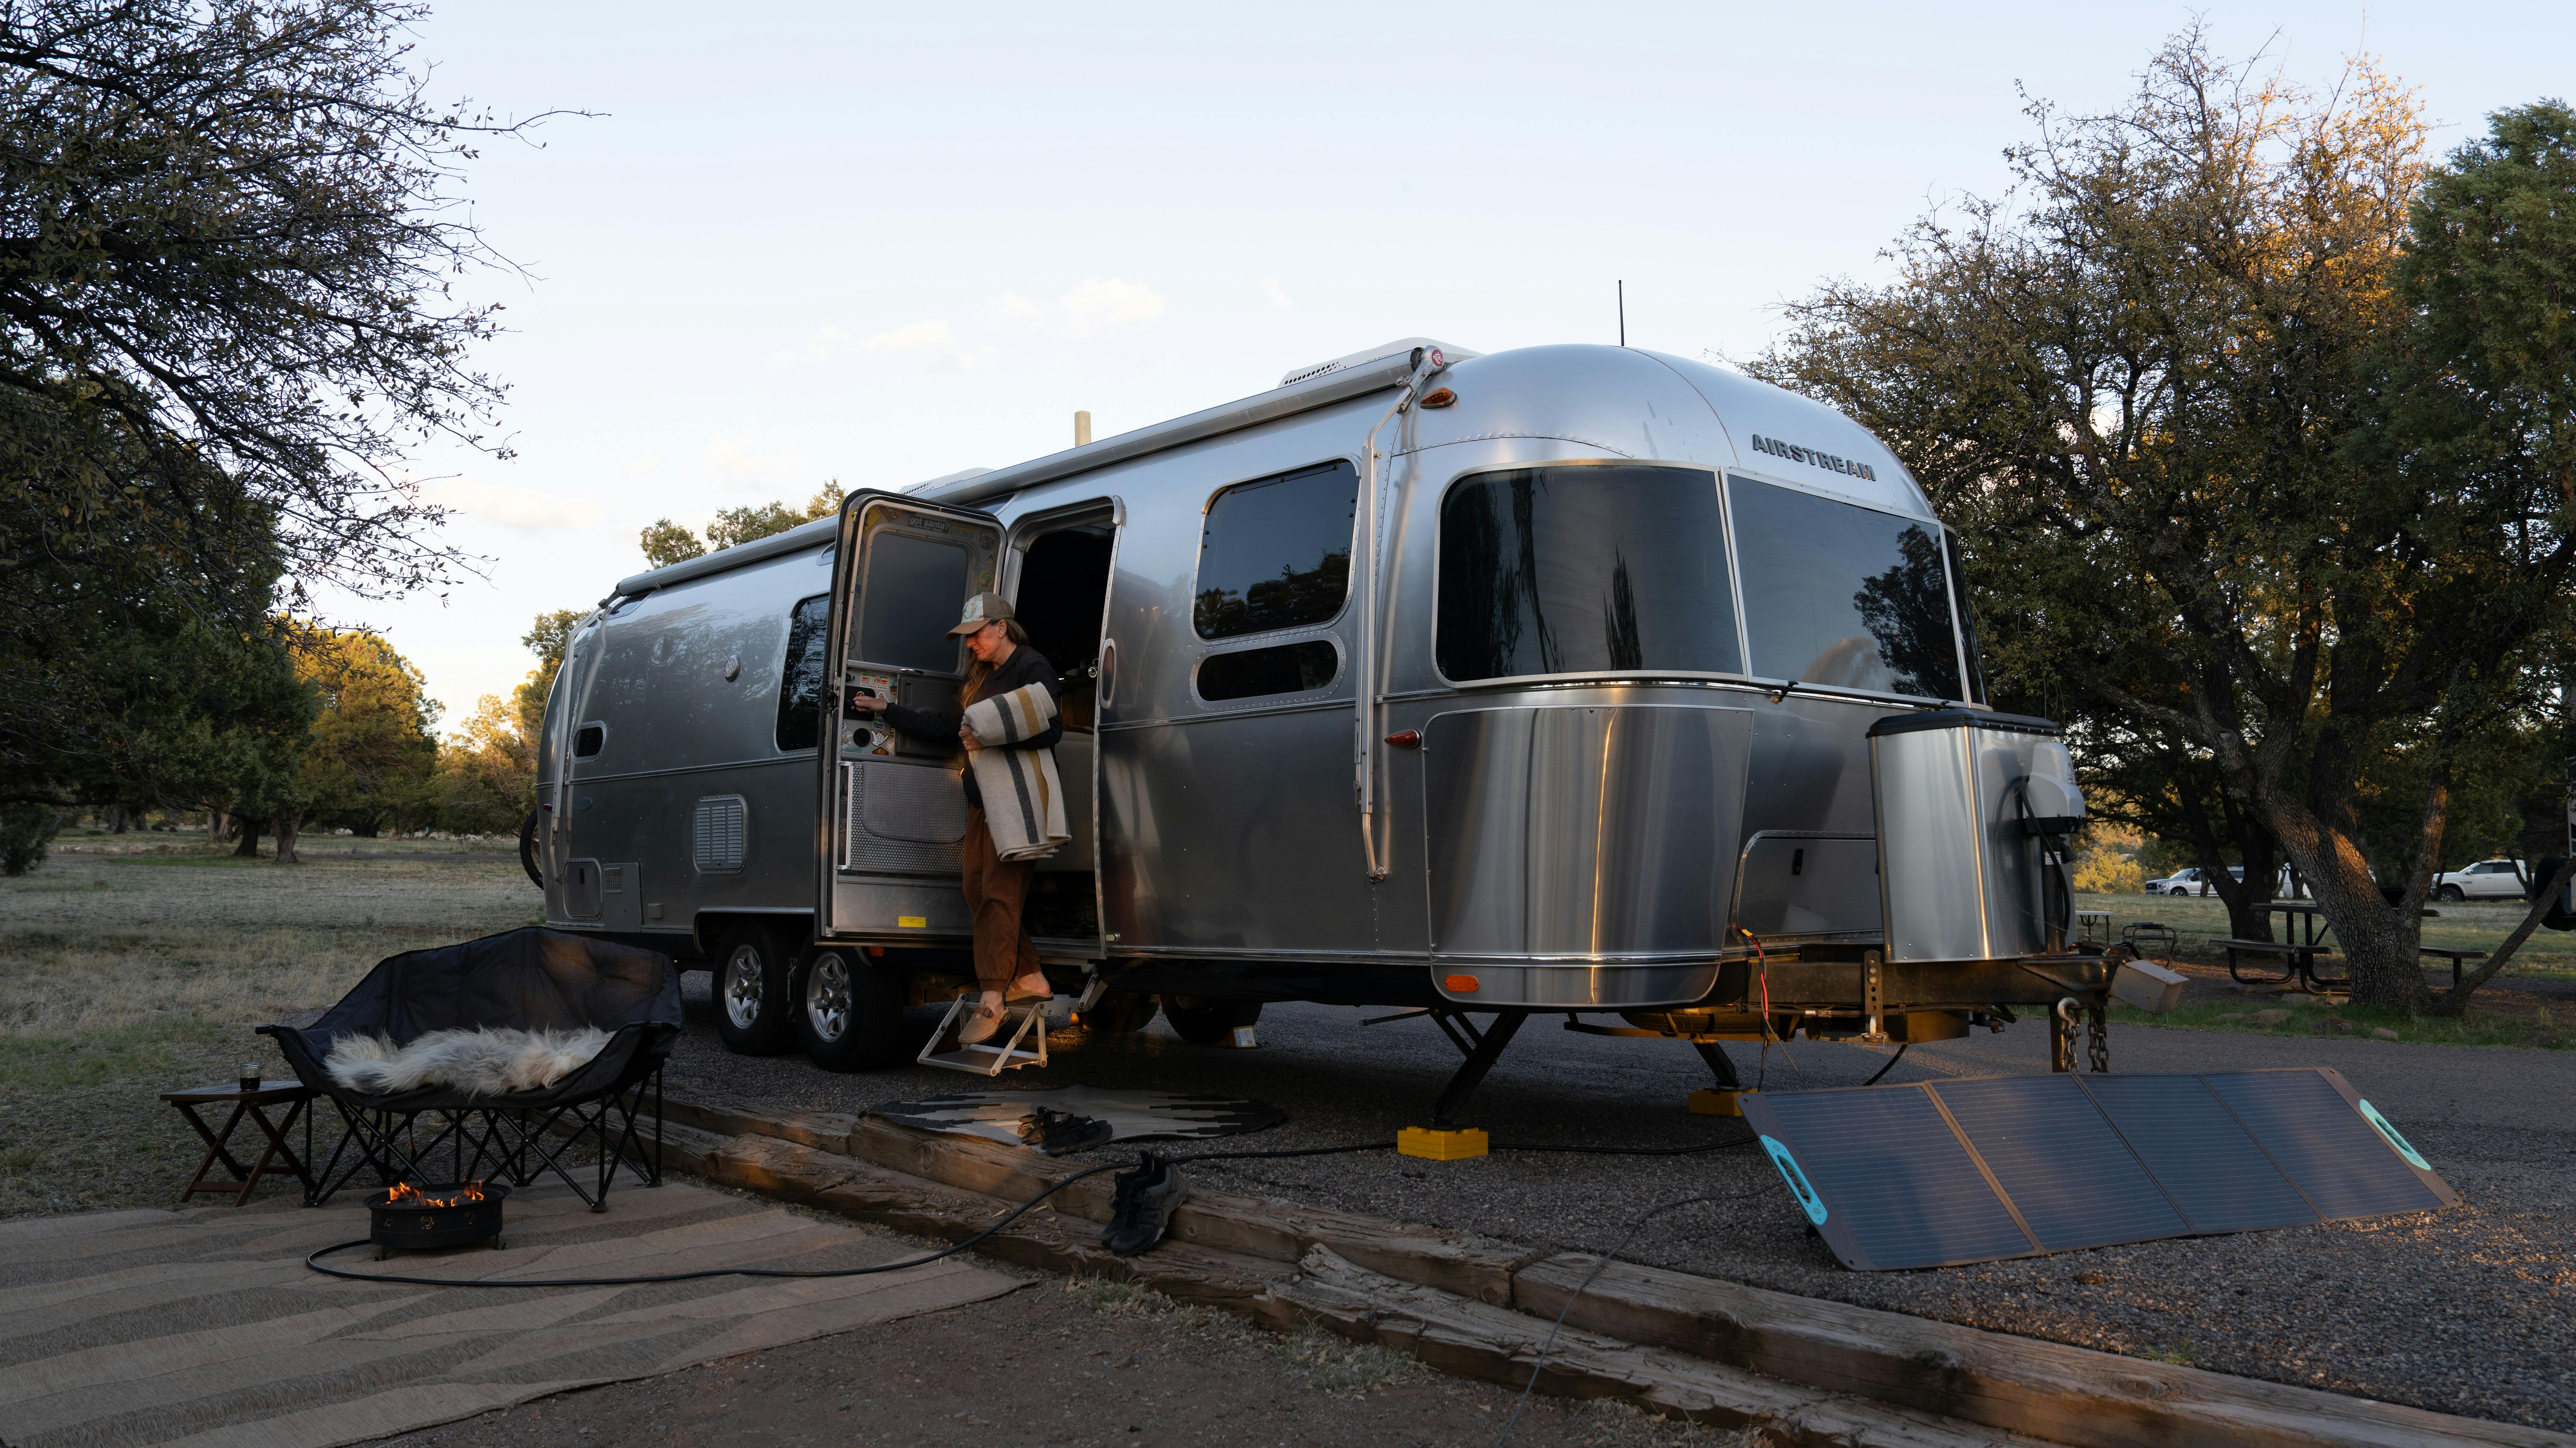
1384, 729, 1422, 747
1418, 387, 1457, 408
1443, 974, 1480, 992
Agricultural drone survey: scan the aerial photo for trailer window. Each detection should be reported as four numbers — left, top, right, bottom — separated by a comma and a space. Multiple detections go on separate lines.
1194, 460, 1358, 639
1436, 465, 1740, 682
1197, 640, 1340, 702
1729, 478, 1964, 700
855, 533, 969, 673
774, 595, 830, 751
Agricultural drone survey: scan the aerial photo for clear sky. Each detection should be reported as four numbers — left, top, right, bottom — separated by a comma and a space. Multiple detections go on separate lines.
332, 1, 2576, 731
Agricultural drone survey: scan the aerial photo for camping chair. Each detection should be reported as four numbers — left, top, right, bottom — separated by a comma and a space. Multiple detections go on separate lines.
260, 927, 682, 1212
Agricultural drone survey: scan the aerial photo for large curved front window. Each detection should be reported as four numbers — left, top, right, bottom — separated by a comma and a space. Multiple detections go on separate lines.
1436, 465, 1741, 682
1728, 477, 1963, 700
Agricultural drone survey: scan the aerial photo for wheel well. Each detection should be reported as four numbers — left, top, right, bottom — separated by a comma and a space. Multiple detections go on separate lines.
695, 912, 814, 960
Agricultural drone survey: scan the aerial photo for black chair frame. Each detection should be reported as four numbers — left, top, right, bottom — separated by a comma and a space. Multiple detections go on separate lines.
303, 1061, 667, 1211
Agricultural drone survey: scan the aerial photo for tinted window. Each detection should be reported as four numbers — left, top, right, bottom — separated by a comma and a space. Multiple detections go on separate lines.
1194, 461, 1358, 639
573, 724, 604, 758
1730, 478, 1963, 700
1198, 641, 1340, 701
774, 594, 829, 751
855, 532, 968, 672
1436, 465, 1740, 682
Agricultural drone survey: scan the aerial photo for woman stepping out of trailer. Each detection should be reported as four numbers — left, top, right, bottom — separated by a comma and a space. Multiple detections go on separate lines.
849, 592, 1063, 1043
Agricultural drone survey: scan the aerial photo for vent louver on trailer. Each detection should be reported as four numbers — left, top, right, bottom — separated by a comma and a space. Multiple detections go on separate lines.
693, 796, 746, 874
1740, 1068, 2455, 1271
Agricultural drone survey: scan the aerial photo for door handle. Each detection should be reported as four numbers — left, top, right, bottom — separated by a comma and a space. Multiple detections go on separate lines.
1098, 639, 1117, 709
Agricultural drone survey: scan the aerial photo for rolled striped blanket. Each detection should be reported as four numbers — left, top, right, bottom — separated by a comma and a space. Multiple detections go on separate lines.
963, 681, 1069, 860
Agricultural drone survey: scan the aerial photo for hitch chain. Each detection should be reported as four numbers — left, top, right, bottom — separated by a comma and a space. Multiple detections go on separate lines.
2087, 1004, 2110, 1074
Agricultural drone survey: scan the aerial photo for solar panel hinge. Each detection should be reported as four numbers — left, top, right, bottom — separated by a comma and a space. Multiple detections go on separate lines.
1860, 953, 1890, 1043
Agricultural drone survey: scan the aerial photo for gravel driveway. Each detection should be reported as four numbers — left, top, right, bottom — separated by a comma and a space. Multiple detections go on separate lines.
662, 980, 2575, 1434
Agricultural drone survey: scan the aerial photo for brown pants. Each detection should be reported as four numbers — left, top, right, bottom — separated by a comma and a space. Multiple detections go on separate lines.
961, 808, 1040, 990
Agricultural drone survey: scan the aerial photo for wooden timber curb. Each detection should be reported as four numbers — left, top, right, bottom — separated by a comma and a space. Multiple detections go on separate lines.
642, 1096, 2568, 1448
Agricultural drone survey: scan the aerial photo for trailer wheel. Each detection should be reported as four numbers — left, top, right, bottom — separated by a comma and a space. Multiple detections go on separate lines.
714, 928, 798, 1056
1078, 988, 1158, 1036
517, 810, 545, 889
1161, 996, 1260, 1046
797, 948, 903, 1071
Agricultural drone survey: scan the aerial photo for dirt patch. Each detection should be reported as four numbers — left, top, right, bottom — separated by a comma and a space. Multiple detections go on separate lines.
362, 1273, 1754, 1448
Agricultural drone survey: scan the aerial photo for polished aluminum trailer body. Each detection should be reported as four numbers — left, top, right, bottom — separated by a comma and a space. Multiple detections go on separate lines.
535, 341, 2101, 1058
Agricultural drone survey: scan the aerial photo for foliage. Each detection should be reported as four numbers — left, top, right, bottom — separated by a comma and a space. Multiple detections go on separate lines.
0, 0, 540, 802
0, 805, 58, 875
637, 482, 844, 569
2072, 819, 2146, 893
296, 628, 437, 837
432, 692, 533, 836
1752, 33, 2576, 1011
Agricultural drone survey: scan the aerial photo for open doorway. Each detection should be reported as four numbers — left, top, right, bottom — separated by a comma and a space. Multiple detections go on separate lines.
1008, 509, 1116, 946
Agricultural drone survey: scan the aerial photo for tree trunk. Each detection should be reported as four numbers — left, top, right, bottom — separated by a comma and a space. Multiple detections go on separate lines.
273, 815, 300, 864
2264, 809, 2431, 1011
108, 803, 128, 834
233, 818, 261, 856
206, 810, 225, 847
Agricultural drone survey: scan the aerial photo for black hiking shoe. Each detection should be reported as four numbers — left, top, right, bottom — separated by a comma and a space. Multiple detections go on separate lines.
1102, 1151, 1189, 1256
1017, 1107, 1113, 1156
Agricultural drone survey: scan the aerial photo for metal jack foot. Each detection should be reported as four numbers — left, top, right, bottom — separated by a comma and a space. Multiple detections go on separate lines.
1425, 1009, 1527, 1128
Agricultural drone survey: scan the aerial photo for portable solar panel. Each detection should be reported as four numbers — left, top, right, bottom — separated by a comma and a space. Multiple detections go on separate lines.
1739, 1067, 2455, 1271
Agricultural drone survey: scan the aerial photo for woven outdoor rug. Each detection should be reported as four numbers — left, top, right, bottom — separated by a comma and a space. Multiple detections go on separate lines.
0, 1180, 1022, 1448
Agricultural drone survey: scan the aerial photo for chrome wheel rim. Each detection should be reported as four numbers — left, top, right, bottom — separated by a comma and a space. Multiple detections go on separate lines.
807, 953, 851, 1042
723, 945, 764, 1030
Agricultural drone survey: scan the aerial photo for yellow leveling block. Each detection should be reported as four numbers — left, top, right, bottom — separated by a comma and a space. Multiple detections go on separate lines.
1688, 1088, 1750, 1117
1396, 1126, 1488, 1160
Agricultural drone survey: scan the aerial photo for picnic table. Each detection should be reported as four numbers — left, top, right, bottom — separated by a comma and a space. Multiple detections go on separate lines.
2262, 901, 2483, 987
2214, 936, 2346, 992
2075, 909, 2111, 946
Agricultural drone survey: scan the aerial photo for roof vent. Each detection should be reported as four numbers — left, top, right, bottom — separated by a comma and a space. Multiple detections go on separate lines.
1279, 337, 1481, 389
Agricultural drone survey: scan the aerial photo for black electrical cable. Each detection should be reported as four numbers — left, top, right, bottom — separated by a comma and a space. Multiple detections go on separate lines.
304, 1130, 1772, 1290
305, 1158, 1127, 1288
1487, 1186, 1774, 1448
1861, 1042, 1909, 1086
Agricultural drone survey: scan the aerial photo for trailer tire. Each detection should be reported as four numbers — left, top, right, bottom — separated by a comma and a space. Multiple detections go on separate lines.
1161, 996, 1259, 1046
714, 928, 799, 1056
1079, 988, 1158, 1036
797, 948, 903, 1071
517, 810, 544, 889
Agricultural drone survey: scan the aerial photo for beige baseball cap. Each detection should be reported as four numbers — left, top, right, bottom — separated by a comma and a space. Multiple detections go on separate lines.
946, 592, 1015, 636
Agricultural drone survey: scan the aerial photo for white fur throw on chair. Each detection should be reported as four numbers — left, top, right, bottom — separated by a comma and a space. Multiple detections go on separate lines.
324, 1027, 611, 1096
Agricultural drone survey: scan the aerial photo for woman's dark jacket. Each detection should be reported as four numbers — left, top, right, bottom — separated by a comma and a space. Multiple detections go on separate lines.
883, 646, 1061, 811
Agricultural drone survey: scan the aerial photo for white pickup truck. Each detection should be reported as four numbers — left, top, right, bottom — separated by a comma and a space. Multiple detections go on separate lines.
2431, 859, 2529, 902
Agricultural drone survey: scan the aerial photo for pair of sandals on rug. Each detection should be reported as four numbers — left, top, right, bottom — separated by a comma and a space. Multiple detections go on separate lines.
958, 972, 1052, 1044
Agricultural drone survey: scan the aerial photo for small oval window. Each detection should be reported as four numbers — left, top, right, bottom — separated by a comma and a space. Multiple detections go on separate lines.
1198, 641, 1339, 702
574, 724, 606, 757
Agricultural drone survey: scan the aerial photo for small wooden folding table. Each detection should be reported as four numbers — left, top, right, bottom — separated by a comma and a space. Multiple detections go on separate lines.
161, 1081, 316, 1206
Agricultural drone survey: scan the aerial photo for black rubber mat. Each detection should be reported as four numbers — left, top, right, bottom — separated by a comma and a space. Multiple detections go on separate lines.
1740, 1067, 2455, 1270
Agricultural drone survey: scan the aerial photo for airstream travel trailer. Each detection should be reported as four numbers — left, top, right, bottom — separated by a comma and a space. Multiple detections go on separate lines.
529, 340, 2120, 1113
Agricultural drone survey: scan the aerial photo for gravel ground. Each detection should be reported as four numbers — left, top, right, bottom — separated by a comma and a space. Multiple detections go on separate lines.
363, 1254, 1751, 1448
664, 977, 2576, 1434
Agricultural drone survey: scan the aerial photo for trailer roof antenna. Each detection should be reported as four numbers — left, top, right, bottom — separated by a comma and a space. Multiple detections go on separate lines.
1617, 280, 1626, 347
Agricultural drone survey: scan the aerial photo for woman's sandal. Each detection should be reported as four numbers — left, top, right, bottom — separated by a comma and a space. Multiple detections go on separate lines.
956, 999, 1009, 1046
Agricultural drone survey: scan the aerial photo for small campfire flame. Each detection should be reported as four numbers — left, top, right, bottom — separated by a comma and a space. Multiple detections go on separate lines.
384, 1181, 487, 1209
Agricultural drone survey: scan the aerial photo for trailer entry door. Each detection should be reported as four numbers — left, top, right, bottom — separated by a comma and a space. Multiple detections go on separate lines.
819, 493, 1003, 942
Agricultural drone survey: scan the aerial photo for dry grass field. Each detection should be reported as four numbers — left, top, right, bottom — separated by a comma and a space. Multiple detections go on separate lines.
0, 842, 538, 1218
7, 858, 2566, 1220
